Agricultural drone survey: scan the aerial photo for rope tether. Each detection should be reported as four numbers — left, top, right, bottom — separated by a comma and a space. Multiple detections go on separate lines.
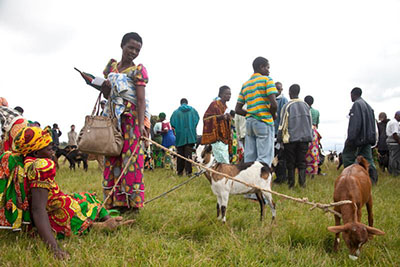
144, 170, 206, 205
142, 136, 351, 218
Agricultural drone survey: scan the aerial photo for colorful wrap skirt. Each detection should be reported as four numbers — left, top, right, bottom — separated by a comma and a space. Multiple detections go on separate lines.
0, 153, 30, 231
65, 192, 108, 239
103, 101, 144, 209
306, 128, 320, 175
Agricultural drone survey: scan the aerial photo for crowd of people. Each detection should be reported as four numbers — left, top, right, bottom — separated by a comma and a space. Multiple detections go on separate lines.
1, 31, 400, 260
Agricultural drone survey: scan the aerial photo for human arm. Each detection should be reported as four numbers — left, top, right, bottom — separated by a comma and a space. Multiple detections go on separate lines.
203, 101, 229, 121
136, 85, 146, 137
268, 94, 278, 120
346, 103, 362, 146
194, 109, 200, 127
235, 102, 247, 117
31, 188, 69, 260
393, 133, 400, 144
100, 80, 112, 99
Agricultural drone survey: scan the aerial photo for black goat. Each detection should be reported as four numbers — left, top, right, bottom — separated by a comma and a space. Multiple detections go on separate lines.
55, 146, 88, 171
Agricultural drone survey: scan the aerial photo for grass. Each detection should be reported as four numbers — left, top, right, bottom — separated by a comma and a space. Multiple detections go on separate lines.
1, 161, 399, 266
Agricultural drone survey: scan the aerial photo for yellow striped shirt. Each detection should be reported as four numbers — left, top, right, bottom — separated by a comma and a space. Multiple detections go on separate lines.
238, 73, 277, 124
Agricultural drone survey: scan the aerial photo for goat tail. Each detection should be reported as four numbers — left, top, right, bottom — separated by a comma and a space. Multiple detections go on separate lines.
356, 155, 369, 171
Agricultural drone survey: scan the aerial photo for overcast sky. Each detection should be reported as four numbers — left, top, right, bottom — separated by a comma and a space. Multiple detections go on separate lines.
1, 0, 399, 152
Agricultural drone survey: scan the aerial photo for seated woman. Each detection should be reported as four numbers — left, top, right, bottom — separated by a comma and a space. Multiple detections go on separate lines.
3, 126, 133, 259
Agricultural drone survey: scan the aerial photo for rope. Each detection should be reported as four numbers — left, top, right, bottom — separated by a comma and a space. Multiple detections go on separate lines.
142, 136, 351, 218
96, 140, 142, 218
144, 170, 205, 205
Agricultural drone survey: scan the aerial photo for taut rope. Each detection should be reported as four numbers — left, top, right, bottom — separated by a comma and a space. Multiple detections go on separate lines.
142, 136, 351, 218
96, 140, 142, 218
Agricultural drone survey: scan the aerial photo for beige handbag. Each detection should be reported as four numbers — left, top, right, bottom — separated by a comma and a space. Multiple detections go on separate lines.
77, 93, 123, 156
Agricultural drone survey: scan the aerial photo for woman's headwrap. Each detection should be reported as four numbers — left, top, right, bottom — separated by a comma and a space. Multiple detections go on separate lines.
12, 126, 53, 155
159, 112, 166, 120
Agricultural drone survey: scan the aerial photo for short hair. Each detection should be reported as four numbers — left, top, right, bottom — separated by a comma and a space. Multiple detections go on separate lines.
378, 112, 387, 120
218, 85, 230, 97
121, 32, 142, 48
289, 84, 300, 96
53, 123, 58, 128
229, 110, 236, 117
71, 124, 75, 127
252, 57, 269, 72
159, 112, 166, 120
351, 87, 362, 97
304, 95, 314, 106
275, 82, 282, 87
14, 106, 24, 114
180, 98, 188, 105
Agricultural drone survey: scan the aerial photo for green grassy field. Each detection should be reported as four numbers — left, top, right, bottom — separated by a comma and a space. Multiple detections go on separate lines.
1, 161, 399, 266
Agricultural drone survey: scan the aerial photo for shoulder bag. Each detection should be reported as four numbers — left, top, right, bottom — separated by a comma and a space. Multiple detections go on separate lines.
77, 93, 123, 156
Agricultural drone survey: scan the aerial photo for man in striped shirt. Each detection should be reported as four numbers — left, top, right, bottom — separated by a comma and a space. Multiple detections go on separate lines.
235, 57, 278, 166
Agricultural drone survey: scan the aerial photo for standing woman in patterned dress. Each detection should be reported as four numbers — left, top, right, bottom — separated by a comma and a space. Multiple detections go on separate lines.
99, 32, 149, 213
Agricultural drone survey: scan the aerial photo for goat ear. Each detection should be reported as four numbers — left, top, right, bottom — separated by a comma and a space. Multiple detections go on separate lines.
205, 145, 212, 153
365, 225, 385, 236
327, 225, 348, 233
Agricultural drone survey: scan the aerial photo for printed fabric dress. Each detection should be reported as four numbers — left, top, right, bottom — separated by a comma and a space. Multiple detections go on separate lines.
305, 127, 320, 175
24, 157, 108, 239
102, 59, 148, 209
0, 152, 30, 230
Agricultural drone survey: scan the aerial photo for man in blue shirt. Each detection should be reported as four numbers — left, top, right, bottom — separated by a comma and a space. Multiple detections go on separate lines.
170, 98, 200, 176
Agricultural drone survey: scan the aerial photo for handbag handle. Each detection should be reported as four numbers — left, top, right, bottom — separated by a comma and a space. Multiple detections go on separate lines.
91, 92, 102, 116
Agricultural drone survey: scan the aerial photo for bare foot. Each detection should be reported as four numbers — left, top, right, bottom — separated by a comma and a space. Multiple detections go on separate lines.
93, 217, 135, 230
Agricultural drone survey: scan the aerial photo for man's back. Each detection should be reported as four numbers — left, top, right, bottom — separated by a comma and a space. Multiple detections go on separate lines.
310, 107, 320, 127
347, 98, 376, 146
238, 73, 277, 125
279, 99, 313, 143
170, 104, 199, 147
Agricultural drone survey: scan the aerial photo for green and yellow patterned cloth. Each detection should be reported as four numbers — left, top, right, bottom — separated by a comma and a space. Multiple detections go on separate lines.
0, 151, 31, 230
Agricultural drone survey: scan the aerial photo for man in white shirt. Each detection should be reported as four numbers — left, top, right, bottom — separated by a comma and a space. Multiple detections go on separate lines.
386, 111, 400, 176
67, 125, 78, 147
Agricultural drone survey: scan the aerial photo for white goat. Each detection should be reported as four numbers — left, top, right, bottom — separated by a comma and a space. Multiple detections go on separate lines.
195, 145, 276, 223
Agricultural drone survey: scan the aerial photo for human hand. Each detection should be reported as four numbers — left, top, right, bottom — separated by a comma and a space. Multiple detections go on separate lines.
101, 80, 112, 98
53, 248, 70, 260
139, 124, 146, 137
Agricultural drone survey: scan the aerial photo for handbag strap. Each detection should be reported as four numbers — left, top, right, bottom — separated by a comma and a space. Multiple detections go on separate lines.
92, 92, 102, 116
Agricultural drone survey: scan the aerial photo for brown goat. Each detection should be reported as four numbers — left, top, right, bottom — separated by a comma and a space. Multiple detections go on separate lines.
327, 156, 384, 260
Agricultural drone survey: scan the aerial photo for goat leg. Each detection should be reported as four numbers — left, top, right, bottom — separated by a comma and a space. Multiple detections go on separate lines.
333, 213, 341, 252
255, 191, 265, 221
366, 197, 374, 239
221, 205, 227, 223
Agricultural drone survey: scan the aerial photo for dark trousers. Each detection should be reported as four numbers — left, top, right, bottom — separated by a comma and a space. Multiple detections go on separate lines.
274, 147, 287, 183
177, 144, 194, 175
342, 144, 378, 184
284, 142, 309, 187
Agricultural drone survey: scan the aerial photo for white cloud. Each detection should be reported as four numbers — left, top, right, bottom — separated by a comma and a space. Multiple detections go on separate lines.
0, 0, 399, 151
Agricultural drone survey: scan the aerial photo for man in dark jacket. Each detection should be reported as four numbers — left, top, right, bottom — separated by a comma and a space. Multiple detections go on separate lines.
51, 123, 62, 148
377, 112, 390, 171
342, 87, 378, 184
